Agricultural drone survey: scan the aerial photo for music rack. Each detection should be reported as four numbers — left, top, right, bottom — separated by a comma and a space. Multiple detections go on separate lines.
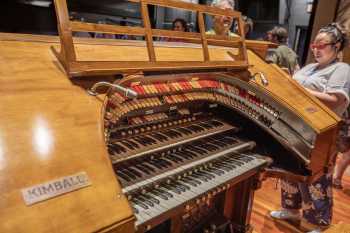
52, 0, 249, 77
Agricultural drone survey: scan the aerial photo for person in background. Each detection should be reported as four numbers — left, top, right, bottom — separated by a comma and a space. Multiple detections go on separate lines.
270, 23, 350, 233
172, 18, 188, 32
206, 0, 237, 37
162, 18, 188, 42
266, 29, 274, 42
266, 26, 299, 75
242, 15, 254, 39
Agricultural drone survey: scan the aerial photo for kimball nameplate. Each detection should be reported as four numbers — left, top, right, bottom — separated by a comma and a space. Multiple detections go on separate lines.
21, 172, 91, 206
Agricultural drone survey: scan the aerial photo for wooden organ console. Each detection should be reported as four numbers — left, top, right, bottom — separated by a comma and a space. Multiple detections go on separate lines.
0, 0, 341, 233
101, 71, 339, 233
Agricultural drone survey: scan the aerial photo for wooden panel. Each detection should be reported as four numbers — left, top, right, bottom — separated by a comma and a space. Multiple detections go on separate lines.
152, 29, 242, 47
53, 0, 76, 64
198, 12, 210, 61
308, 127, 339, 181
0, 32, 274, 59
152, 29, 201, 40
69, 60, 248, 76
71, 21, 146, 36
140, 0, 156, 61
247, 50, 340, 132
52, 0, 249, 76
0, 36, 134, 232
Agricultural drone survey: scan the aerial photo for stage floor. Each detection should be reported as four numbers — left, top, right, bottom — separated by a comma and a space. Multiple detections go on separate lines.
251, 170, 350, 233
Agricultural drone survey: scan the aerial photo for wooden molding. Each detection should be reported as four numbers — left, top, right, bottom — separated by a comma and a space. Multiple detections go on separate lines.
52, 0, 249, 77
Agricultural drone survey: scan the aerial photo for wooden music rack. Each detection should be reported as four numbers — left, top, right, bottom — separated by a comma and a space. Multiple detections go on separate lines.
52, 0, 249, 77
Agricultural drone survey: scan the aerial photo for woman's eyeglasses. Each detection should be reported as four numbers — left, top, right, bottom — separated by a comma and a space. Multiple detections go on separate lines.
310, 42, 335, 50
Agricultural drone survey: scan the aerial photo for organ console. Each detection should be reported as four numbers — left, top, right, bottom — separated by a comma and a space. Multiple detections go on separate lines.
0, 0, 341, 233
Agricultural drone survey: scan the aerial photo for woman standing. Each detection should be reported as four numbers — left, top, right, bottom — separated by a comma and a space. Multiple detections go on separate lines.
270, 23, 350, 233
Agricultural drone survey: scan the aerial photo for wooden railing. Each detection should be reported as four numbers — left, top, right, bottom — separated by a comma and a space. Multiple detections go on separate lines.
52, 0, 249, 77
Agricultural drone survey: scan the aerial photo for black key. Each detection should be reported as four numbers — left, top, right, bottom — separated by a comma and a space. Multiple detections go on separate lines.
184, 176, 202, 185
131, 200, 147, 210
157, 187, 174, 198
209, 139, 227, 147
150, 133, 166, 142
198, 122, 213, 129
128, 167, 143, 178
215, 161, 235, 170
167, 129, 182, 137
211, 164, 231, 173
162, 184, 182, 195
143, 136, 157, 144
109, 143, 127, 154
116, 170, 131, 182
148, 160, 165, 169
125, 139, 140, 149
201, 144, 217, 152
157, 132, 170, 140
152, 158, 169, 168
161, 131, 176, 139
176, 127, 192, 135
197, 170, 215, 179
135, 164, 151, 175
150, 189, 169, 200
168, 154, 184, 163
158, 158, 172, 167
224, 157, 244, 166
191, 124, 205, 131
182, 149, 198, 158
209, 120, 224, 127
191, 173, 208, 182
132, 198, 149, 209
133, 137, 148, 146
164, 154, 180, 163
181, 178, 198, 187
187, 145, 207, 154
142, 194, 160, 205
136, 195, 154, 207
174, 181, 190, 190
137, 136, 153, 145
206, 167, 225, 176
185, 125, 200, 133
143, 162, 159, 171
173, 182, 187, 192
120, 140, 135, 150
173, 151, 192, 160
122, 169, 137, 180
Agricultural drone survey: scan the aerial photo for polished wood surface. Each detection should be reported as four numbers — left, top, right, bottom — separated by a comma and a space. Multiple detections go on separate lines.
251, 173, 350, 233
248, 54, 339, 132
0, 35, 134, 232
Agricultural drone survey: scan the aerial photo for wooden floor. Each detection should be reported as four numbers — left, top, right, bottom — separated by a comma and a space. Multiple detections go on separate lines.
251, 169, 350, 233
